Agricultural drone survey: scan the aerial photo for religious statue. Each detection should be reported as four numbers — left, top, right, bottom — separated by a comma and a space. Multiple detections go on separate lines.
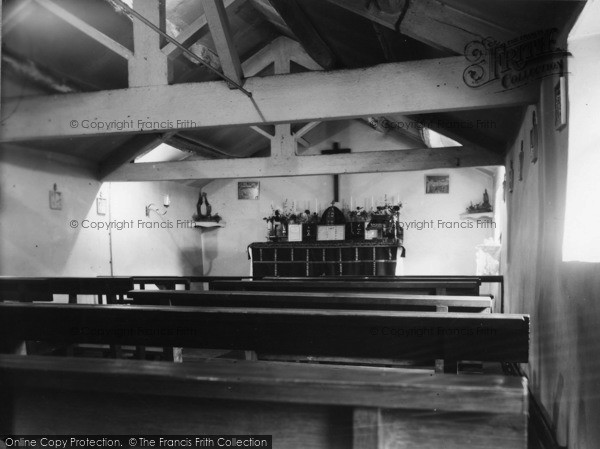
466, 189, 493, 213
482, 189, 492, 211
193, 191, 214, 221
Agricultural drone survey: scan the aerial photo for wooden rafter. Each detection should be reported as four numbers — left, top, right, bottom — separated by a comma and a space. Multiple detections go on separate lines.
0, 56, 538, 143
248, 0, 294, 37
325, 0, 517, 55
162, 0, 244, 58
411, 112, 506, 154
242, 35, 321, 77
128, 0, 169, 86
325, 0, 404, 31
34, 0, 133, 60
168, 134, 240, 159
3, 0, 33, 35
103, 145, 503, 182
99, 132, 176, 179
249, 125, 274, 140
364, 116, 424, 146
268, 0, 336, 70
202, 0, 244, 84
295, 122, 321, 139
245, 36, 322, 149
2, 50, 82, 94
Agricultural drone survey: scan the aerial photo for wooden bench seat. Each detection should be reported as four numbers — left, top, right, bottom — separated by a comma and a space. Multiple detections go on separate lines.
49, 277, 134, 304
128, 290, 492, 312
264, 275, 505, 311
210, 279, 481, 295
128, 290, 493, 369
0, 354, 527, 448
0, 277, 134, 304
0, 303, 529, 363
0, 277, 53, 302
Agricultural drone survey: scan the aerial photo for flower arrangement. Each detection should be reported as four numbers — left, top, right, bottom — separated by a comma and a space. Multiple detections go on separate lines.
347, 206, 370, 222
369, 202, 402, 225
371, 203, 402, 217
466, 190, 492, 213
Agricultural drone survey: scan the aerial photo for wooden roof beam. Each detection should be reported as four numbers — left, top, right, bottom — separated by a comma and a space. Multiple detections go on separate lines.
162, 0, 245, 58
410, 112, 506, 154
325, 0, 517, 55
128, 0, 169, 86
3, 0, 33, 35
268, 0, 336, 70
103, 145, 503, 182
34, 0, 133, 60
364, 116, 424, 146
0, 56, 538, 142
202, 0, 244, 85
99, 132, 176, 179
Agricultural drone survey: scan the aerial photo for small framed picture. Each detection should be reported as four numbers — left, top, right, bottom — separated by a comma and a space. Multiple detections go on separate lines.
96, 197, 107, 215
238, 181, 260, 200
554, 76, 567, 130
425, 175, 449, 194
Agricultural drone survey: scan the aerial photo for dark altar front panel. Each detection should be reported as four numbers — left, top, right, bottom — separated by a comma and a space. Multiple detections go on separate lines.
249, 241, 402, 278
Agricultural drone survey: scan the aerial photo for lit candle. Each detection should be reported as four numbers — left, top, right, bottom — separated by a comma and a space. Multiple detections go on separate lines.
371, 196, 374, 210
315, 199, 318, 214
350, 196, 353, 210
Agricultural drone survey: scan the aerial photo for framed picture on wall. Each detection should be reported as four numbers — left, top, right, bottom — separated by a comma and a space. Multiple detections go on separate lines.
238, 181, 260, 200
554, 76, 567, 130
425, 175, 449, 194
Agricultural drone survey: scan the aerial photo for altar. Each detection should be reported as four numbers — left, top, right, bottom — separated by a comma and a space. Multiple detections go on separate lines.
249, 240, 404, 278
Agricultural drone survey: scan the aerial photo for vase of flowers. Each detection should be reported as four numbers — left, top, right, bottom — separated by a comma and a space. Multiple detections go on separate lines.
368, 202, 403, 241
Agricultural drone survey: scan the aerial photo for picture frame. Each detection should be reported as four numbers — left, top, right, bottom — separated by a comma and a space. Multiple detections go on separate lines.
554, 76, 567, 130
425, 175, 449, 194
287, 224, 303, 242
317, 225, 345, 241
96, 197, 107, 215
237, 181, 260, 200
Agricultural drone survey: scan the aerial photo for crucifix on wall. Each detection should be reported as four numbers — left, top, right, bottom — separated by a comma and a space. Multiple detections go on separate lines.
321, 142, 351, 202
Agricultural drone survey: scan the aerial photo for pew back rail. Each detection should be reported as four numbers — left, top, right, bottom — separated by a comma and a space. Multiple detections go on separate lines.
0, 355, 528, 448
0, 303, 529, 363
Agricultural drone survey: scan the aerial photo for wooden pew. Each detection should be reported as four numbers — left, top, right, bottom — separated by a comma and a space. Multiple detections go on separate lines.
210, 279, 481, 295
49, 277, 134, 304
132, 276, 191, 291
0, 355, 527, 448
0, 303, 529, 364
129, 289, 493, 369
267, 275, 505, 311
0, 277, 52, 302
128, 289, 492, 313
0, 277, 134, 304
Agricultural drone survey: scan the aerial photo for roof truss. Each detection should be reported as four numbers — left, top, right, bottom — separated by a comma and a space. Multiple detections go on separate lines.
0, 55, 538, 143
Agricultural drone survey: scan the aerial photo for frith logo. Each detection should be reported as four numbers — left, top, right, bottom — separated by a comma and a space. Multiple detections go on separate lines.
463, 28, 567, 91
